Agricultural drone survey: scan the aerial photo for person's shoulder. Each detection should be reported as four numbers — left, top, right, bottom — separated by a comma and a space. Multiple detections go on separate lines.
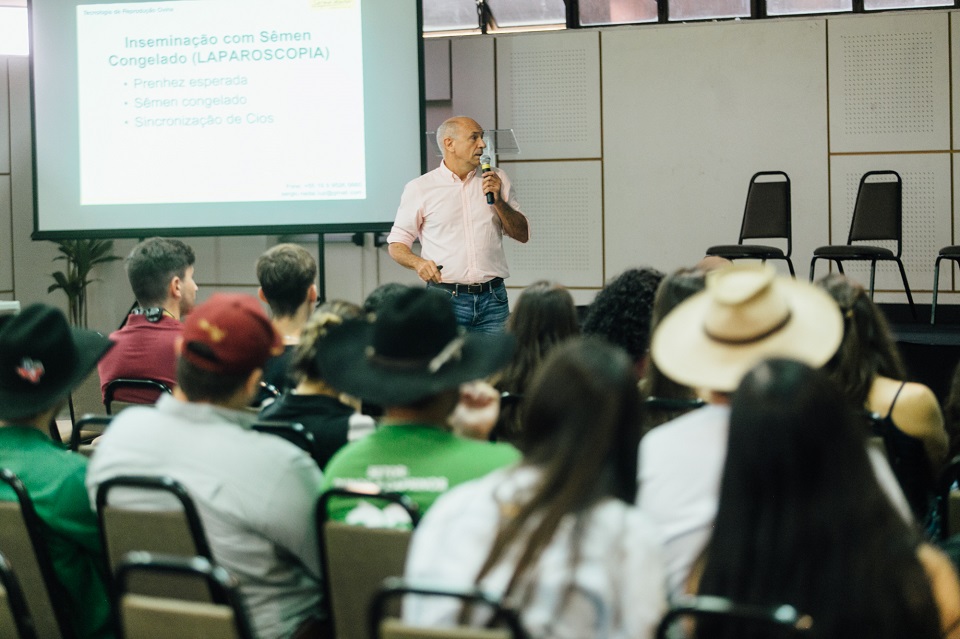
454, 436, 521, 463
643, 404, 727, 447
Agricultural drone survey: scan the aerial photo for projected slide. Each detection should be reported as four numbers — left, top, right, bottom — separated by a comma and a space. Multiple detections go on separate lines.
76, 0, 366, 205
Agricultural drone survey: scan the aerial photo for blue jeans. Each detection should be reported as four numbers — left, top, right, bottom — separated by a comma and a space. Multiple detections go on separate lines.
429, 282, 510, 334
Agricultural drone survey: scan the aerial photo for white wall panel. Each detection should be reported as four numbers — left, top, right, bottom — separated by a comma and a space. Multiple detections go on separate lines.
829, 12, 950, 153
602, 19, 828, 278
0, 59, 9, 174
496, 31, 601, 160
0, 176, 11, 292
502, 160, 603, 288
826, 154, 950, 303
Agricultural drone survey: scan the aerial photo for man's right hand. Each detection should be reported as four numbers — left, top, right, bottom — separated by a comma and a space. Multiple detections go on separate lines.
416, 259, 442, 283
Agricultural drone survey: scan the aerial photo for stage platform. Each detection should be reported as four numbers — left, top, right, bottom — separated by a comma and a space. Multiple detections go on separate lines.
883, 303, 960, 403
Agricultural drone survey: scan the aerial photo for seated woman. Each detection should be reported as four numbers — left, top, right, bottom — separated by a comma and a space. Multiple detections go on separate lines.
817, 274, 949, 522
694, 359, 960, 639
259, 300, 375, 469
640, 267, 707, 436
494, 280, 579, 445
403, 337, 666, 639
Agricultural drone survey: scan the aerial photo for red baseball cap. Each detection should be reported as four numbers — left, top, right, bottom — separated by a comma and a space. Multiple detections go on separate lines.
180, 293, 283, 375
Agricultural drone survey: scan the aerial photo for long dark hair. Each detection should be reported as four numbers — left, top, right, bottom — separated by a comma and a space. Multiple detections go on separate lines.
496, 281, 579, 443
816, 274, 906, 407
472, 337, 641, 613
697, 359, 940, 639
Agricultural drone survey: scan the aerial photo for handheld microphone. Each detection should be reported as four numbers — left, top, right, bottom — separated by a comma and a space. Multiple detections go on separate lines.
480, 154, 494, 205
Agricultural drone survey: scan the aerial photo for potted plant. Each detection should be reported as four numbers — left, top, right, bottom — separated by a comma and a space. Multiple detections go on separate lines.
48, 239, 122, 328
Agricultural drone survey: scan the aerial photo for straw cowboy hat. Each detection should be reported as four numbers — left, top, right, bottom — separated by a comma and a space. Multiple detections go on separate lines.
317, 287, 514, 406
651, 263, 843, 393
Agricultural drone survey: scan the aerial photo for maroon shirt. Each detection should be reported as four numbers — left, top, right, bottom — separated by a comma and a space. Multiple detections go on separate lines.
97, 314, 181, 404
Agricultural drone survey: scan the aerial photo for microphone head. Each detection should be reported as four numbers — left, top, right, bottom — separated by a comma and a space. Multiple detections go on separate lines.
480, 154, 492, 169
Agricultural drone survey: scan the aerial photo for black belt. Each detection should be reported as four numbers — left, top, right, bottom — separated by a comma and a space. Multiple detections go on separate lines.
431, 277, 504, 295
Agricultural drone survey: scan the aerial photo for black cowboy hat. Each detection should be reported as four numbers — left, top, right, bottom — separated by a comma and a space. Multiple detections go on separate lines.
317, 287, 514, 406
0, 304, 113, 421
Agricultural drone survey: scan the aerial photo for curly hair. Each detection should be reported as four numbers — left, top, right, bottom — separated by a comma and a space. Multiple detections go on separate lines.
582, 267, 665, 363
289, 300, 364, 383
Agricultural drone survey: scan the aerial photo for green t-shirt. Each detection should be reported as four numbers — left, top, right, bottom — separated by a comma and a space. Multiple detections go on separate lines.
319, 423, 520, 525
0, 426, 113, 639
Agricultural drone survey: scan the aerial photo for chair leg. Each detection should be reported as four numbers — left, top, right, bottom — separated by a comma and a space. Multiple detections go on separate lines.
932, 257, 943, 325
835, 261, 845, 276
868, 262, 876, 299
894, 259, 916, 321
809, 257, 818, 282
785, 258, 796, 278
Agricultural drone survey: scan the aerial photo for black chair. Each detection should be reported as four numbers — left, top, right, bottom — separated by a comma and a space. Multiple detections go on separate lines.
251, 421, 322, 468
369, 577, 528, 639
0, 469, 79, 639
95, 475, 220, 603
0, 550, 38, 639
706, 171, 794, 276
656, 595, 813, 639
937, 454, 960, 541
114, 552, 255, 639
103, 378, 172, 415
317, 488, 421, 639
931, 245, 960, 324
809, 170, 916, 319
69, 414, 113, 452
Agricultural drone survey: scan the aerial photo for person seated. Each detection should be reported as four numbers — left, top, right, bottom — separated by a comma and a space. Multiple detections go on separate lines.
639, 264, 912, 597
97, 237, 197, 404
582, 267, 664, 379
0, 304, 114, 639
259, 300, 375, 469
693, 359, 960, 639
316, 287, 520, 525
817, 273, 949, 523
403, 337, 667, 639
493, 280, 579, 445
254, 243, 319, 406
87, 294, 326, 639
640, 267, 707, 437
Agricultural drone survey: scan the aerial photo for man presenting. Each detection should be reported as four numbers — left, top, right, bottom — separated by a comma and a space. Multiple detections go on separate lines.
387, 116, 529, 334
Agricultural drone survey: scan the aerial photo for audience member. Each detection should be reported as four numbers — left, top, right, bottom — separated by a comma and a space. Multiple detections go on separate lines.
254, 243, 319, 405
694, 359, 960, 639
640, 267, 707, 436
493, 280, 579, 445
582, 267, 664, 377
404, 337, 666, 638
316, 287, 520, 525
0, 304, 114, 639
97, 237, 197, 404
87, 294, 326, 639
944, 360, 960, 462
639, 263, 847, 596
362, 281, 409, 316
259, 300, 375, 469
817, 273, 948, 522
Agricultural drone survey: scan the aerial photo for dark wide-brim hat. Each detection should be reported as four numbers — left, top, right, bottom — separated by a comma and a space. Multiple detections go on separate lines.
0, 304, 113, 421
317, 287, 515, 406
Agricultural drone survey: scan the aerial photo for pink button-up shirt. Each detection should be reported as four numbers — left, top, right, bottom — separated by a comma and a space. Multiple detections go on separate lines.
386, 161, 522, 284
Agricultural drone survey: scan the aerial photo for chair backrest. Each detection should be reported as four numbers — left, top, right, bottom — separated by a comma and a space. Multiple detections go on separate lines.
848, 170, 902, 251
0, 469, 77, 639
937, 454, 960, 540
317, 488, 421, 639
656, 595, 813, 639
251, 421, 322, 467
103, 378, 172, 415
370, 578, 527, 639
69, 414, 113, 452
96, 475, 218, 602
0, 550, 38, 639
739, 171, 791, 250
115, 552, 255, 639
